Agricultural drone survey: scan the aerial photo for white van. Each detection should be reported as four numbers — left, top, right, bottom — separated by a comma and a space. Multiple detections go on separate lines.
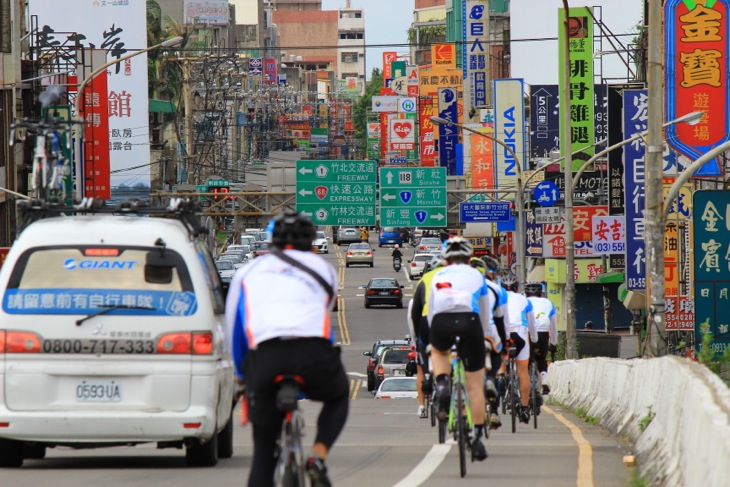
0, 200, 235, 467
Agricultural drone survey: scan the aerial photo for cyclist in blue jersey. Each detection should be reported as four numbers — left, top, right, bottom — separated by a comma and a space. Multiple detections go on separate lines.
427, 237, 492, 461
226, 212, 348, 487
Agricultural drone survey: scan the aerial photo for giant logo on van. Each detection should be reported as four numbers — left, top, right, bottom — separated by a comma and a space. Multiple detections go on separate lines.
63, 259, 137, 270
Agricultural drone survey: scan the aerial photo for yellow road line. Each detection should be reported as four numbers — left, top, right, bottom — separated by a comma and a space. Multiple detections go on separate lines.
349, 379, 362, 399
337, 295, 350, 345
544, 405, 594, 487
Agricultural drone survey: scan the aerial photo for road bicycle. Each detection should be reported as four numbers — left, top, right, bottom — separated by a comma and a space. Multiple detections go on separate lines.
446, 336, 473, 478
528, 359, 540, 429
273, 375, 307, 487
503, 344, 521, 433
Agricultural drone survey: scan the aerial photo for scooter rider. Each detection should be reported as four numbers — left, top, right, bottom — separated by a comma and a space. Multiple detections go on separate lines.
391, 244, 403, 264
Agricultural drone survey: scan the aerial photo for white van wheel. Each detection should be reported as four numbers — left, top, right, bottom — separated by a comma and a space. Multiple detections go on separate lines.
185, 431, 218, 467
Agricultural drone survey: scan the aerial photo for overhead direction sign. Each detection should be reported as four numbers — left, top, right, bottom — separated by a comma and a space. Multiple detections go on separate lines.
379, 167, 447, 227
460, 202, 511, 223
296, 160, 377, 226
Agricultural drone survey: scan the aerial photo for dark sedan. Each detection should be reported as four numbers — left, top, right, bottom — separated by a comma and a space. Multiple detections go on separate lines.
361, 277, 404, 308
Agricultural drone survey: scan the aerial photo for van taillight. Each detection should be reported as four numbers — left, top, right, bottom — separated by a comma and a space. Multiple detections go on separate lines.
5, 331, 42, 353
157, 333, 191, 354
0, 331, 5, 353
84, 248, 120, 256
157, 332, 214, 354
193, 332, 214, 355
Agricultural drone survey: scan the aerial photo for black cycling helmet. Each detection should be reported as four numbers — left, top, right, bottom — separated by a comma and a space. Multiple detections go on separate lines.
500, 274, 519, 292
482, 255, 500, 274
524, 281, 543, 296
269, 212, 316, 251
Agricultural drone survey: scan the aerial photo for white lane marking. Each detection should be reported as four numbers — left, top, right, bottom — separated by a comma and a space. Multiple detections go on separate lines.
347, 372, 367, 378
392, 443, 452, 487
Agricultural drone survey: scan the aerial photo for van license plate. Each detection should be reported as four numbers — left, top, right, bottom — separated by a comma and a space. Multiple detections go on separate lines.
394, 369, 405, 375
76, 380, 122, 402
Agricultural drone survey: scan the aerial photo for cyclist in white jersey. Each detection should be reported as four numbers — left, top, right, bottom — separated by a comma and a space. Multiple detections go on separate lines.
427, 237, 492, 461
524, 281, 558, 395
500, 275, 537, 424
226, 212, 348, 487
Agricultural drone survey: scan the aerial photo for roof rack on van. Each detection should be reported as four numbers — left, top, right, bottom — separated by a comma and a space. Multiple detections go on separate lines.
17, 197, 206, 237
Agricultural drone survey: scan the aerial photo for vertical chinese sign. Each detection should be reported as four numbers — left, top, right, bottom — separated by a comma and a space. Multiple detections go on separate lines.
470, 131, 495, 191
558, 7, 595, 171
83, 71, 111, 199
692, 190, 730, 356
31, 0, 150, 198
666, 0, 727, 177
437, 87, 459, 175
623, 89, 648, 291
462, 0, 490, 113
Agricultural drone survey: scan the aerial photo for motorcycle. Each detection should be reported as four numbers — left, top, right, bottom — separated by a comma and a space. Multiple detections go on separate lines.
393, 257, 402, 272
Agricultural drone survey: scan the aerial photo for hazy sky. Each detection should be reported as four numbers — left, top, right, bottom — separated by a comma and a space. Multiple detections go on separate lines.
321, 0, 643, 86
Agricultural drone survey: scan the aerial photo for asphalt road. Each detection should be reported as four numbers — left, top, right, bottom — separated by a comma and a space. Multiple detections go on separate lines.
3, 239, 635, 486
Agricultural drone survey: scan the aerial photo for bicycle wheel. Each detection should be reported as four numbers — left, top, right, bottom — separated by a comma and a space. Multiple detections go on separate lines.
438, 418, 446, 444
530, 365, 539, 429
456, 383, 467, 478
508, 365, 517, 434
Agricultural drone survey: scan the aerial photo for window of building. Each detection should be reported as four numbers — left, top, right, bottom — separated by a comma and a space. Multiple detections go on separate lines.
341, 52, 358, 63
339, 33, 363, 40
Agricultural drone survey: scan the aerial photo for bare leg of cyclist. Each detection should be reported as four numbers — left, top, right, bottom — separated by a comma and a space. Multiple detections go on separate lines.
517, 361, 530, 407
416, 366, 425, 407
465, 370, 486, 426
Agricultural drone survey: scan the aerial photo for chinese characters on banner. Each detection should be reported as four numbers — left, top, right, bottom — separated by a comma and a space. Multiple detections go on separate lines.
665, 0, 727, 177
470, 131, 495, 191
591, 216, 626, 254
558, 7, 596, 171
382, 52, 398, 80
419, 99, 437, 167
623, 89, 648, 291
663, 180, 694, 331
692, 190, 730, 355
83, 72, 111, 198
462, 0, 490, 111
30, 0, 150, 196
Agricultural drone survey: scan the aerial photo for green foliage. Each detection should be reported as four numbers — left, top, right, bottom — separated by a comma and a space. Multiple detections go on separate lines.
586, 415, 600, 425
697, 331, 730, 386
627, 467, 649, 487
574, 406, 588, 419
352, 69, 383, 140
638, 407, 654, 432
407, 20, 447, 46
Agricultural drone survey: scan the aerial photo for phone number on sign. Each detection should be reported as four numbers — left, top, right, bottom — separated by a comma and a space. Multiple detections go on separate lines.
594, 242, 625, 253
43, 339, 155, 354
627, 277, 646, 289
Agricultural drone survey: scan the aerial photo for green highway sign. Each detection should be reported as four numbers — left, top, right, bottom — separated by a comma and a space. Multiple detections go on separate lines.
207, 179, 230, 188
379, 167, 448, 227
296, 160, 377, 226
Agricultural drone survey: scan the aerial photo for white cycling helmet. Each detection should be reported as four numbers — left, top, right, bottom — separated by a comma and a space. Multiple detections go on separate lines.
394, 244, 399, 249
442, 236, 473, 259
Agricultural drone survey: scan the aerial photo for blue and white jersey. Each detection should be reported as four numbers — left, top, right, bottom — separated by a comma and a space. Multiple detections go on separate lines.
427, 263, 492, 335
225, 250, 338, 379
505, 290, 538, 343
528, 295, 558, 345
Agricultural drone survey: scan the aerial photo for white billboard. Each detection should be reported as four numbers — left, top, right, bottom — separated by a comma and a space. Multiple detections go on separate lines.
184, 0, 230, 25
371, 96, 417, 113
493, 78, 526, 191
30, 0, 150, 195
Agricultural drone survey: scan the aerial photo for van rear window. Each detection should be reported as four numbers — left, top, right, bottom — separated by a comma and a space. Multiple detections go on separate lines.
2, 247, 197, 316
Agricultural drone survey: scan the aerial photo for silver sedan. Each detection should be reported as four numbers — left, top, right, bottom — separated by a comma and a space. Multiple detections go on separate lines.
345, 242, 374, 267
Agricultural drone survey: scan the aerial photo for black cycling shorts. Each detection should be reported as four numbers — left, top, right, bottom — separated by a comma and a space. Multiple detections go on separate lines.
430, 312, 486, 372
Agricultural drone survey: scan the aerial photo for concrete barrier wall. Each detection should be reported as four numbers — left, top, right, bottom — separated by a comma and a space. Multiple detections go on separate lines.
547, 356, 730, 487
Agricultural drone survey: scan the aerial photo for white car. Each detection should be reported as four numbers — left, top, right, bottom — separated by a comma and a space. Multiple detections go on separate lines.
215, 259, 236, 283
313, 231, 329, 254
416, 237, 443, 253
0, 202, 235, 467
374, 377, 418, 399
408, 253, 433, 279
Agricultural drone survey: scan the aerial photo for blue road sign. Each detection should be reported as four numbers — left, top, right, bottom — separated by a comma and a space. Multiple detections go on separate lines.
460, 202, 511, 223
693, 190, 730, 357
533, 181, 560, 207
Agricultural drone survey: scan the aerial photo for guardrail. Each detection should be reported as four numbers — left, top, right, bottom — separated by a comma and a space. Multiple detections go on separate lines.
548, 356, 730, 486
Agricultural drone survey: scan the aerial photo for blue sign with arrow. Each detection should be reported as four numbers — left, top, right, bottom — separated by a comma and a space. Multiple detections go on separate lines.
533, 181, 560, 207
460, 202, 511, 223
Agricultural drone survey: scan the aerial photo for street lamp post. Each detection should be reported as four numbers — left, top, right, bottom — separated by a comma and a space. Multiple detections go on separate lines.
430, 116, 527, 290
72, 36, 183, 199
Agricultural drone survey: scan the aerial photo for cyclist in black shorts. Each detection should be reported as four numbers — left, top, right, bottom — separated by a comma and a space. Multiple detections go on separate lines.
427, 237, 493, 461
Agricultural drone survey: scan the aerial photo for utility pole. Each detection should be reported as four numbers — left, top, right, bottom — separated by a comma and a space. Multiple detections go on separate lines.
561, 0, 578, 360
645, 0, 667, 357
182, 59, 193, 185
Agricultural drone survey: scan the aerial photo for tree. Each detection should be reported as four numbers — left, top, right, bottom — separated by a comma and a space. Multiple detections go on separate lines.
352, 68, 383, 143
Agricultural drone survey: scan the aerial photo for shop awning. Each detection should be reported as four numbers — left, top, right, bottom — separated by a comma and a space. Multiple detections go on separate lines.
597, 271, 625, 284
149, 99, 176, 113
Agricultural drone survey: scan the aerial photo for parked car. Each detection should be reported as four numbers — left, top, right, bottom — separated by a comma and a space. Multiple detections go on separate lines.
378, 226, 403, 247
346, 242, 374, 267
408, 253, 433, 279
373, 346, 413, 390
415, 237, 443, 253
0, 202, 235, 467
363, 338, 411, 391
239, 234, 256, 247
374, 377, 418, 399
361, 277, 404, 308
226, 244, 252, 261
337, 227, 361, 245
313, 231, 329, 254
220, 250, 248, 265
218, 253, 244, 269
